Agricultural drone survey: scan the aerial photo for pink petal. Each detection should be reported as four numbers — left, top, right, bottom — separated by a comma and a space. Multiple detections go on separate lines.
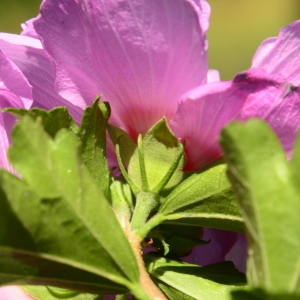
34, 0, 210, 138
239, 68, 300, 158
207, 69, 220, 83
0, 286, 34, 300
171, 68, 300, 171
21, 18, 40, 39
0, 111, 12, 172
0, 49, 32, 109
0, 34, 82, 122
0, 50, 33, 172
225, 233, 247, 273
252, 20, 300, 85
170, 80, 241, 171
183, 228, 238, 266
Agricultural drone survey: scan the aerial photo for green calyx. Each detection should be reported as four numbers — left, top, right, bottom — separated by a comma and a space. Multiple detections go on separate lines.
108, 118, 186, 195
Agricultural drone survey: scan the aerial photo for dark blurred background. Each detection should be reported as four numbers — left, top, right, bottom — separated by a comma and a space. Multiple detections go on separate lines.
0, 0, 300, 80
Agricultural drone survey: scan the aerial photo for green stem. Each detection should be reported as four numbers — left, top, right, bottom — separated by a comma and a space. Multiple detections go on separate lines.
135, 213, 165, 239
127, 232, 167, 300
129, 285, 153, 300
130, 192, 159, 231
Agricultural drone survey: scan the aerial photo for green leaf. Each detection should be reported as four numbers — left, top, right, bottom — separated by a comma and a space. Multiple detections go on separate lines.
3, 107, 29, 119
0, 179, 36, 251
0, 171, 126, 294
156, 164, 243, 232
145, 254, 246, 300
0, 174, 126, 294
2, 116, 140, 292
156, 281, 195, 300
220, 119, 300, 293
0, 247, 125, 294
231, 288, 300, 300
22, 286, 101, 300
78, 99, 110, 198
5, 107, 78, 137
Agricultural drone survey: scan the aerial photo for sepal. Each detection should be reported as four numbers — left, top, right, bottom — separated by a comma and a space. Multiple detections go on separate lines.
109, 118, 186, 195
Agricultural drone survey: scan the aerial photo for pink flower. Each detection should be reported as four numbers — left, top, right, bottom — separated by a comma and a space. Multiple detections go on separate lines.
249, 20, 300, 158
33, 0, 210, 140
1, 0, 300, 298
30, 0, 300, 172
0, 33, 82, 122
0, 49, 32, 172
2, 0, 299, 172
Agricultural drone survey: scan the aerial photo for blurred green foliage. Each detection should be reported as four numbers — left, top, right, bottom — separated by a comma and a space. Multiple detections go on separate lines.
0, 0, 40, 33
207, 0, 300, 79
0, 0, 300, 79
